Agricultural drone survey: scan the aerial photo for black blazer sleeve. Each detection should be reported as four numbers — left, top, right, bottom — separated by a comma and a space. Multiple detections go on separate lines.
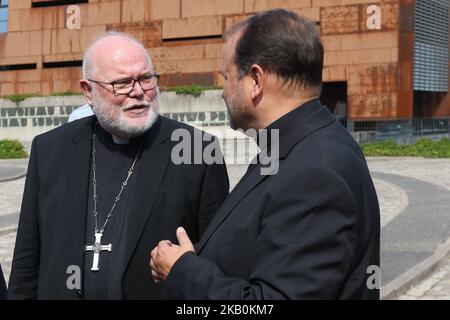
162, 165, 358, 299
8, 137, 41, 300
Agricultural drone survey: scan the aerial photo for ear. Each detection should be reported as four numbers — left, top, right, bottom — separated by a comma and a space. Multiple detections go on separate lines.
80, 80, 94, 106
249, 64, 264, 100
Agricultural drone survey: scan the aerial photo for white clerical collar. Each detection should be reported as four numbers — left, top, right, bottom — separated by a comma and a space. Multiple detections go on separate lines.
112, 135, 130, 144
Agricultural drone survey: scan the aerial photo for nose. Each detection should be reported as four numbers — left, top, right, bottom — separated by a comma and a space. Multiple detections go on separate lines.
128, 80, 145, 99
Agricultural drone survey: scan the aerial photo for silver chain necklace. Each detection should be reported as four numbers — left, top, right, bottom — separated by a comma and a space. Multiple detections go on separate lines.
85, 124, 143, 271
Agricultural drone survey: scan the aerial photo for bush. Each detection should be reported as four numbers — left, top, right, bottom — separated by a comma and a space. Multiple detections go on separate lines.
2, 93, 41, 103
1, 92, 81, 103
361, 138, 450, 158
50, 91, 81, 96
0, 140, 28, 159
166, 85, 222, 97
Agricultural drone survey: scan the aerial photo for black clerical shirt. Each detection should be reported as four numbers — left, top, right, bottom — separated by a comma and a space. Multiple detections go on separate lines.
83, 125, 143, 299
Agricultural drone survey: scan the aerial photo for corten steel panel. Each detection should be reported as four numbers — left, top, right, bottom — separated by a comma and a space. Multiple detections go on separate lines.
360, 2, 399, 32
162, 16, 223, 39
348, 92, 398, 119
155, 58, 221, 74
245, 0, 311, 13
347, 63, 398, 96
396, 0, 414, 118
151, 0, 181, 20
203, 43, 224, 59
161, 37, 223, 48
182, 0, 244, 18
8, 0, 31, 10
121, 0, 153, 23
106, 21, 163, 48
320, 5, 359, 35
292, 7, 320, 22
159, 72, 215, 88
148, 44, 204, 63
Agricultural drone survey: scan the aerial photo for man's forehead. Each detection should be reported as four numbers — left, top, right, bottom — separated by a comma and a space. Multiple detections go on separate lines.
92, 35, 141, 51
90, 41, 152, 77
94, 58, 152, 79
95, 42, 147, 62
90, 36, 148, 61
109, 63, 152, 76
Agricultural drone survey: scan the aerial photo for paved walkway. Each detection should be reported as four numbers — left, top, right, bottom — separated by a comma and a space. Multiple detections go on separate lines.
374, 172, 450, 286
2, 157, 450, 300
0, 159, 28, 183
398, 256, 450, 300
367, 158, 450, 299
0, 179, 24, 229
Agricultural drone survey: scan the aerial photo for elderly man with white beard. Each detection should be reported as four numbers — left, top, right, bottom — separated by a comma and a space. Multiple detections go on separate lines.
8, 32, 229, 300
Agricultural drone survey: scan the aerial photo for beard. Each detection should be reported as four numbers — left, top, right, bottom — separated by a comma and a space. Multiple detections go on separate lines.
91, 88, 160, 138
223, 84, 247, 130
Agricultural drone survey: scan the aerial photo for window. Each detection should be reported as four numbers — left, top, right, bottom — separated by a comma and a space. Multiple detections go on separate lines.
0, 0, 8, 33
413, 0, 449, 92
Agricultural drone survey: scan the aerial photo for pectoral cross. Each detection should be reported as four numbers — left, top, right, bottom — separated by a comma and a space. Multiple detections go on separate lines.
85, 232, 112, 271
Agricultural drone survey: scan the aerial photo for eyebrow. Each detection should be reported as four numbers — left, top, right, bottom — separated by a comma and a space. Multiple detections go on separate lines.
111, 72, 155, 82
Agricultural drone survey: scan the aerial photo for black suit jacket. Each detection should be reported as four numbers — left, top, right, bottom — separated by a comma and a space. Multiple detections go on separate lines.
8, 115, 229, 299
162, 99, 380, 299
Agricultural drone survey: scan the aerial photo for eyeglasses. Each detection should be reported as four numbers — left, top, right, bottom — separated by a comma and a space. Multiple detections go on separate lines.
88, 73, 160, 95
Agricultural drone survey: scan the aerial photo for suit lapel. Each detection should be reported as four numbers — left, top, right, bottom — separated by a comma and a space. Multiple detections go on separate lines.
65, 117, 95, 271
196, 100, 337, 254
122, 117, 172, 272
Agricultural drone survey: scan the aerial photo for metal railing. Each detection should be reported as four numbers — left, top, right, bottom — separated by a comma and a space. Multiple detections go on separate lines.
342, 118, 450, 144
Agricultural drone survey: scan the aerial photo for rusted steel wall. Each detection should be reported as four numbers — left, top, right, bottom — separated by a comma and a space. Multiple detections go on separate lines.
0, 0, 417, 120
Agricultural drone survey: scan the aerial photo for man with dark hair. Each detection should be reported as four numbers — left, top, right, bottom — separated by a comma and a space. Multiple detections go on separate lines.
8, 32, 229, 299
151, 9, 380, 299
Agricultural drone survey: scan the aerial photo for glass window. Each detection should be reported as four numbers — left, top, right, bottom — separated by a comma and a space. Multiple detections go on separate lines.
0, 8, 7, 20
0, 0, 7, 33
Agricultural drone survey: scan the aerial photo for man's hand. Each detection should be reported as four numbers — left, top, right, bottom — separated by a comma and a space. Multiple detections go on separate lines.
150, 227, 195, 283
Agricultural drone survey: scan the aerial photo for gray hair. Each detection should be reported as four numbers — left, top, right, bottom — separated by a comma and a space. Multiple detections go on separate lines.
82, 31, 152, 79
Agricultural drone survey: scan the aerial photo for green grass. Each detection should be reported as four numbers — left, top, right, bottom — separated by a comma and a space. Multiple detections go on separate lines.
361, 138, 450, 158
166, 85, 222, 97
0, 140, 28, 159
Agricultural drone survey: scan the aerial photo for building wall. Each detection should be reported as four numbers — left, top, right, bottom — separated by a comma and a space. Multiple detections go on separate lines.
0, 0, 415, 120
